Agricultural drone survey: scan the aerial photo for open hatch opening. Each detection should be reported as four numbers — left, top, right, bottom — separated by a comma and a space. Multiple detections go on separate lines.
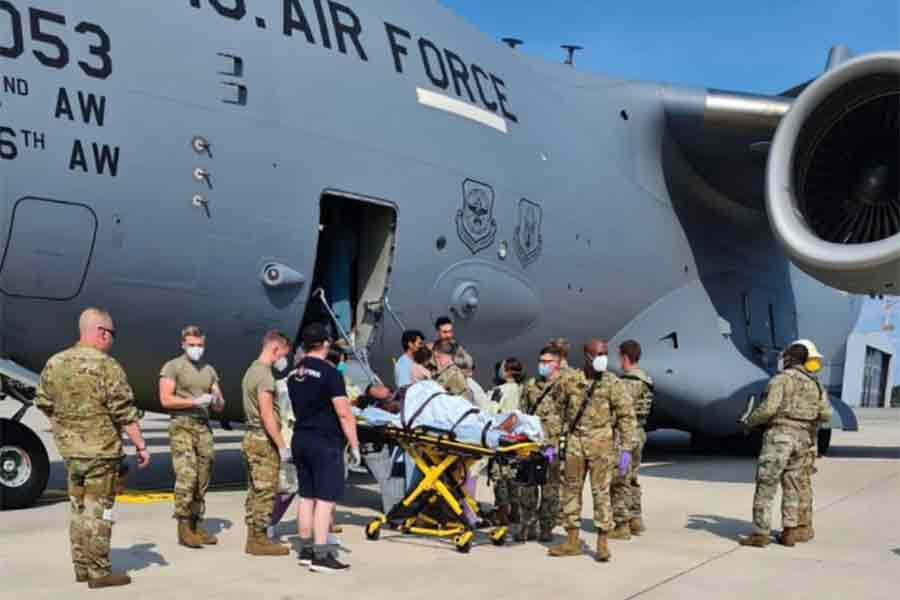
299, 192, 397, 352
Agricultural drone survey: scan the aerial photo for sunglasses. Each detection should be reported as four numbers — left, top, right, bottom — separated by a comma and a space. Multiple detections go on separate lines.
98, 326, 117, 339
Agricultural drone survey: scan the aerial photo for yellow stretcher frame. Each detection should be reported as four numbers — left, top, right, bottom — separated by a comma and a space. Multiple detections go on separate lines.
361, 424, 542, 553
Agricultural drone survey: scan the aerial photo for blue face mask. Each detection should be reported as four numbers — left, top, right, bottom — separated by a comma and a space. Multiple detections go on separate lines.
537, 363, 552, 379
336, 363, 347, 375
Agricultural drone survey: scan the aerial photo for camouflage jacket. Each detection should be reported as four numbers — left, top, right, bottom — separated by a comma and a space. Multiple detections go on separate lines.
746, 367, 832, 431
619, 367, 654, 428
36, 344, 139, 459
521, 369, 581, 446
561, 370, 636, 449
435, 364, 469, 398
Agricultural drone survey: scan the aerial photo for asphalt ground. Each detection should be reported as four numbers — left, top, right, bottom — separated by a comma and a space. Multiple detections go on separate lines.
1, 407, 897, 599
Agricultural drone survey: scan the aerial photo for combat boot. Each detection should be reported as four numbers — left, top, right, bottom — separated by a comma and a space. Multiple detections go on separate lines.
629, 517, 645, 535
795, 524, 815, 542
739, 533, 770, 548
178, 518, 204, 548
514, 524, 536, 543
608, 522, 632, 540
75, 571, 88, 583
538, 525, 554, 543
191, 517, 218, 545
548, 528, 582, 557
87, 573, 132, 589
494, 505, 511, 526
595, 532, 611, 562
245, 529, 290, 556
778, 527, 797, 547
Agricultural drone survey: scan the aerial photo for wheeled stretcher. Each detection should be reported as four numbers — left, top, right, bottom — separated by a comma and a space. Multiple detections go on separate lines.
359, 422, 547, 553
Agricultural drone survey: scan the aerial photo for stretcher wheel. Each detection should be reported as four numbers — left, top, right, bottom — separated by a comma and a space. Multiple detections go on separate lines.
490, 528, 508, 546
365, 519, 382, 541
455, 531, 474, 554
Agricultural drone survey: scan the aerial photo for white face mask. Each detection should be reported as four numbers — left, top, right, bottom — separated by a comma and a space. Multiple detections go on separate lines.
274, 356, 288, 372
185, 346, 204, 362
592, 355, 609, 373
777, 356, 785, 372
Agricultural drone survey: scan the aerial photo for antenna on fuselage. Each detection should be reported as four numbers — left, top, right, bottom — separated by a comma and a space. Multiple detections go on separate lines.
502, 37, 524, 49
561, 44, 583, 66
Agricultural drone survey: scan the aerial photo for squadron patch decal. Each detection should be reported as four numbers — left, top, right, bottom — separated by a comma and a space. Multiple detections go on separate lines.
456, 179, 497, 254
514, 198, 543, 267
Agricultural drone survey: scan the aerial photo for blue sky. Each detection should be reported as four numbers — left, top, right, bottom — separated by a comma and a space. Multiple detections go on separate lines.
442, 0, 899, 366
440, 0, 899, 93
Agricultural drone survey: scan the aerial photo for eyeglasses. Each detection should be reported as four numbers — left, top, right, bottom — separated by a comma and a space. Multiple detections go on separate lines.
98, 326, 116, 339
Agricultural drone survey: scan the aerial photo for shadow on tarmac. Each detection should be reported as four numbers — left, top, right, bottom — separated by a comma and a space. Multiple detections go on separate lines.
892, 548, 900, 558
685, 514, 753, 542
111, 543, 169, 572
826, 446, 900, 460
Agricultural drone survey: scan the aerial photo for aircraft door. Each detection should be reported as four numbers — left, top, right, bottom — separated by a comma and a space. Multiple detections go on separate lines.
0, 198, 97, 300
300, 192, 397, 351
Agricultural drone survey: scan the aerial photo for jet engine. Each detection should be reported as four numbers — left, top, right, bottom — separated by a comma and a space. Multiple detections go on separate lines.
767, 52, 900, 295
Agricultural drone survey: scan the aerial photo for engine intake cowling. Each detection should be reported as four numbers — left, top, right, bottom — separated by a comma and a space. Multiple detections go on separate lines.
767, 52, 900, 294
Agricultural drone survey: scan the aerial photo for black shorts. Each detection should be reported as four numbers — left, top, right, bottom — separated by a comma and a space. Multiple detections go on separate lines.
292, 434, 345, 502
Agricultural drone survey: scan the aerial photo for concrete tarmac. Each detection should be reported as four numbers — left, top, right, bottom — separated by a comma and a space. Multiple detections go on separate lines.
1, 407, 897, 599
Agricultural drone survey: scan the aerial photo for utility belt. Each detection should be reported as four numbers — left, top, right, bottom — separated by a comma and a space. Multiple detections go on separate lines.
769, 418, 817, 431
170, 414, 210, 426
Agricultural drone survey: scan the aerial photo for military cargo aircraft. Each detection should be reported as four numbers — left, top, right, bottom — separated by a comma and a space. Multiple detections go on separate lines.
0, 1, 897, 509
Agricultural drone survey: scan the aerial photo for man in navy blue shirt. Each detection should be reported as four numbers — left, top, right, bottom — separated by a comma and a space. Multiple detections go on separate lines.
288, 323, 360, 573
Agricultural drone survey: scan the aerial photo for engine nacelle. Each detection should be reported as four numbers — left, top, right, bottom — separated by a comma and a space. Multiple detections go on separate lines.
767, 52, 900, 295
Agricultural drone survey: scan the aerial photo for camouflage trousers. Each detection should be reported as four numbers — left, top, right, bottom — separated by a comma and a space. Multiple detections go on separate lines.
242, 430, 279, 532
611, 427, 646, 523
798, 444, 817, 528
490, 462, 520, 510
169, 416, 214, 520
561, 435, 615, 532
64, 457, 120, 580
519, 462, 561, 532
751, 425, 813, 535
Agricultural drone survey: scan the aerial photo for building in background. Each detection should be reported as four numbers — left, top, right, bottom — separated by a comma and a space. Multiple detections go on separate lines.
842, 332, 895, 408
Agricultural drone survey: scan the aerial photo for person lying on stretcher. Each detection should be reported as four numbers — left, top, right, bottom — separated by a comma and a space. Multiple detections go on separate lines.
358, 380, 544, 448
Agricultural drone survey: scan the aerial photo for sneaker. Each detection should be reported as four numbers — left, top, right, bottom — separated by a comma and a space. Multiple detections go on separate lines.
298, 547, 314, 566
309, 554, 350, 573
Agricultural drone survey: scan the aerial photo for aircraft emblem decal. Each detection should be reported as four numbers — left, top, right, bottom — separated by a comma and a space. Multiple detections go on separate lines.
514, 198, 543, 267
456, 179, 497, 254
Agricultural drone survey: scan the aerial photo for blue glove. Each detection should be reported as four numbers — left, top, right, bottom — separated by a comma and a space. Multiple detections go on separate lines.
618, 451, 632, 476
543, 447, 558, 464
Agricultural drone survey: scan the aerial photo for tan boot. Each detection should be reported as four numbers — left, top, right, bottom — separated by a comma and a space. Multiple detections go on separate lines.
178, 518, 204, 548
245, 529, 290, 556
595, 532, 611, 562
87, 573, 132, 589
608, 522, 632, 540
739, 533, 770, 547
191, 518, 218, 545
629, 517, 645, 535
779, 527, 797, 547
548, 528, 582, 557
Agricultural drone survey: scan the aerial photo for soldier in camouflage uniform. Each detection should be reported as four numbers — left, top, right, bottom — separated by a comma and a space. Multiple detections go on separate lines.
35, 308, 150, 589
241, 330, 293, 556
432, 339, 469, 397
159, 325, 225, 548
550, 339, 636, 562
518, 346, 568, 542
610, 340, 654, 539
740, 340, 832, 548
